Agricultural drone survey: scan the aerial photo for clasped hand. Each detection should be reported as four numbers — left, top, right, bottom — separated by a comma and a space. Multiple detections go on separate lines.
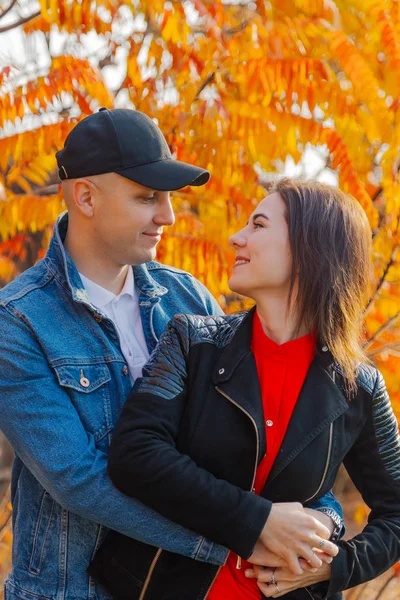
246, 503, 339, 597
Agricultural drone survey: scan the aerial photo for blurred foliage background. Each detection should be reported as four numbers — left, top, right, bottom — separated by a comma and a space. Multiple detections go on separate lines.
0, 0, 399, 596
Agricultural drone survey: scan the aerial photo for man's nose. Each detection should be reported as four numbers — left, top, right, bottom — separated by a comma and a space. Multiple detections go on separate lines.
155, 194, 175, 227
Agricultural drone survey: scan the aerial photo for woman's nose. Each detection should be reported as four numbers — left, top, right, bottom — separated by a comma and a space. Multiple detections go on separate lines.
229, 231, 247, 248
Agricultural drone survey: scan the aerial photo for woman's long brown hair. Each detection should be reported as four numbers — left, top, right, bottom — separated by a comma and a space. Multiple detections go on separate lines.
268, 179, 372, 391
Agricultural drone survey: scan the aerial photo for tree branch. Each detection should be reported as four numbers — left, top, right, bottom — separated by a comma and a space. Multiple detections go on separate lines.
0, 9, 40, 34
367, 341, 400, 358
223, 19, 251, 36
363, 310, 400, 352
0, 0, 17, 22
364, 248, 398, 314
193, 71, 215, 102
364, 214, 399, 314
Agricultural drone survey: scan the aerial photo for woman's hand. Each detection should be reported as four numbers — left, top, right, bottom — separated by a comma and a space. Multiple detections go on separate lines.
303, 507, 335, 537
246, 561, 332, 598
247, 543, 334, 571
258, 502, 338, 574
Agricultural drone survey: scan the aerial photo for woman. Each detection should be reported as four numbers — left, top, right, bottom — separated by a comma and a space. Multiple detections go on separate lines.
90, 180, 400, 599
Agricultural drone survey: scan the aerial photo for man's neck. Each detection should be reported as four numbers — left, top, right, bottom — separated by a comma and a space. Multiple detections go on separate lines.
64, 228, 129, 295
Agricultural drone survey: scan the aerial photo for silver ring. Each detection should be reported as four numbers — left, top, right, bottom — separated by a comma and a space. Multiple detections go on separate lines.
319, 539, 326, 548
275, 583, 281, 594
268, 567, 277, 585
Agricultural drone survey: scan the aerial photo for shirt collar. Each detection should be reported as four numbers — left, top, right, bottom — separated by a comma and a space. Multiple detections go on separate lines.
79, 266, 135, 311
45, 212, 168, 304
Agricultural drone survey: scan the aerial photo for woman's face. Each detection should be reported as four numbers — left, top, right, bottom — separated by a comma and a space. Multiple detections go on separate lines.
228, 192, 293, 300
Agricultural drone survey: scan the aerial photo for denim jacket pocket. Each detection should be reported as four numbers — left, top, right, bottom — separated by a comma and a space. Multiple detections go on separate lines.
29, 491, 55, 575
53, 361, 113, 446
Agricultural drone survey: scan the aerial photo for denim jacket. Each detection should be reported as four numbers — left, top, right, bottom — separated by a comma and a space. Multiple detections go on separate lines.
0, 213, 343, 600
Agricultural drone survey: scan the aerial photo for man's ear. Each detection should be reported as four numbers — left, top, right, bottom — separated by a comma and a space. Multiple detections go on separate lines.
71, 178, 97, 218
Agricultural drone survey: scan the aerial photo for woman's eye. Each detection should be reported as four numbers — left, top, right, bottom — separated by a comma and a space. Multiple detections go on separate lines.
254, 222, 264, 229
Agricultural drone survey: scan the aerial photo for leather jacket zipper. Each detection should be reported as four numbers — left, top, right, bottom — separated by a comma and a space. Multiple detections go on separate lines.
139, 548, 162, 600
304, 369, 336, 505
213, 386, 260, 576
140, 387, 261, 600
215, 387, 259, 496
303, 421, 333, 504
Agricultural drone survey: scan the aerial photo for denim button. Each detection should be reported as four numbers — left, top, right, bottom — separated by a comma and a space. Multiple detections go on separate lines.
80, 377, 90, 388
93, 313, 102, 323
122, 365, 129, 376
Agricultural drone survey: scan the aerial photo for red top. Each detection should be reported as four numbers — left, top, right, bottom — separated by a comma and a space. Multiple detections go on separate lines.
208, 312, 316, 600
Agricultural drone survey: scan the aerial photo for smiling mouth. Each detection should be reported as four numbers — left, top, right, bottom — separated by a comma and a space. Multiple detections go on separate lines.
143, 232, 162, 239
234, 259, 250, 267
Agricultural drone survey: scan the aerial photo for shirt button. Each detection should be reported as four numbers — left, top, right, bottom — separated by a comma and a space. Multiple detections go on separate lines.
266, 420, 274, 427
322, 345, 328, 352
218, 368, 225, 375
122, 365, 129, 376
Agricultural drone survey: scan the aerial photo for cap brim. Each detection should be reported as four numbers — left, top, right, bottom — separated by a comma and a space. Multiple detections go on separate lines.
116, 158, 210, 191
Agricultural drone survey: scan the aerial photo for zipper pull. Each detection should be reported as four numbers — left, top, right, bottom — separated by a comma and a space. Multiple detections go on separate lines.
236, 556, 242, 570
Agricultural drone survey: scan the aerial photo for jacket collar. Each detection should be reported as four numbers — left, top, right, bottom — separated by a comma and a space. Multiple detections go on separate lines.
212, 308, 266, 462
212, 308, 256, 386
265, 354, 349, 486
212, 306, 349, 477
45, 212, 168, 308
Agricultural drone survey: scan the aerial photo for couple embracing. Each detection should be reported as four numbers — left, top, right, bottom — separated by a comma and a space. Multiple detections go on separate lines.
0, 108, 399, 600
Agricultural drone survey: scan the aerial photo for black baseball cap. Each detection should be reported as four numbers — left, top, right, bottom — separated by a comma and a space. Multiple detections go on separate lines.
56, 108, 210, 191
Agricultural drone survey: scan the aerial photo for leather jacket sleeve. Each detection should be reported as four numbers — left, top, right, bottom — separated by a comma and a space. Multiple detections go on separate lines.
108, 314, 272, 559
319, 370, 400, 597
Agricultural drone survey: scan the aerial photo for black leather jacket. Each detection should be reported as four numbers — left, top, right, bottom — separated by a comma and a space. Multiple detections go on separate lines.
90, 308, 400, 600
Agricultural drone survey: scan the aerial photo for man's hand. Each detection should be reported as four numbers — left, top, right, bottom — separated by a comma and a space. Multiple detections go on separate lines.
245, 561, 332, 597
247, 540, 288, 568
258, 502, 339, 574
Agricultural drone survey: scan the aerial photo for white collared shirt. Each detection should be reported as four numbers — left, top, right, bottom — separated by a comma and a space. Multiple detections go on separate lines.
79, 267, 149, 383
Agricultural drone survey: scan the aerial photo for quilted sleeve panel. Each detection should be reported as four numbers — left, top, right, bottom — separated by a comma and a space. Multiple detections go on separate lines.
134, 315, 190, 400
372, 370, 400, 482
325, 368, 400, 596
134, 313, 242, 400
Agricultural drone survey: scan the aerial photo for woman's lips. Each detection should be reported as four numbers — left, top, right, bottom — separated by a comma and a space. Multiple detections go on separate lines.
233, 258, 250, 268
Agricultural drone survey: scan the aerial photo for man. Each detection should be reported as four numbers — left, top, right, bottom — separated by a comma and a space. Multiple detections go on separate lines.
0, 108, 342, 600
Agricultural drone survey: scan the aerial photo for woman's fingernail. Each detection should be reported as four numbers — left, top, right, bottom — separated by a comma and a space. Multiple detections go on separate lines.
311, 568, 318, 572
328, 557, 333, 563
245, 570, 252, 578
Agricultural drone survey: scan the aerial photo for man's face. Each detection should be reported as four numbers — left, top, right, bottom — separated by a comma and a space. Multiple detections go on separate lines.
78, 173, 175, 266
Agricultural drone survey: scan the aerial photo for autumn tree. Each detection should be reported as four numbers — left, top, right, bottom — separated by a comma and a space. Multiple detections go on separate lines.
0, 0, 400, 591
